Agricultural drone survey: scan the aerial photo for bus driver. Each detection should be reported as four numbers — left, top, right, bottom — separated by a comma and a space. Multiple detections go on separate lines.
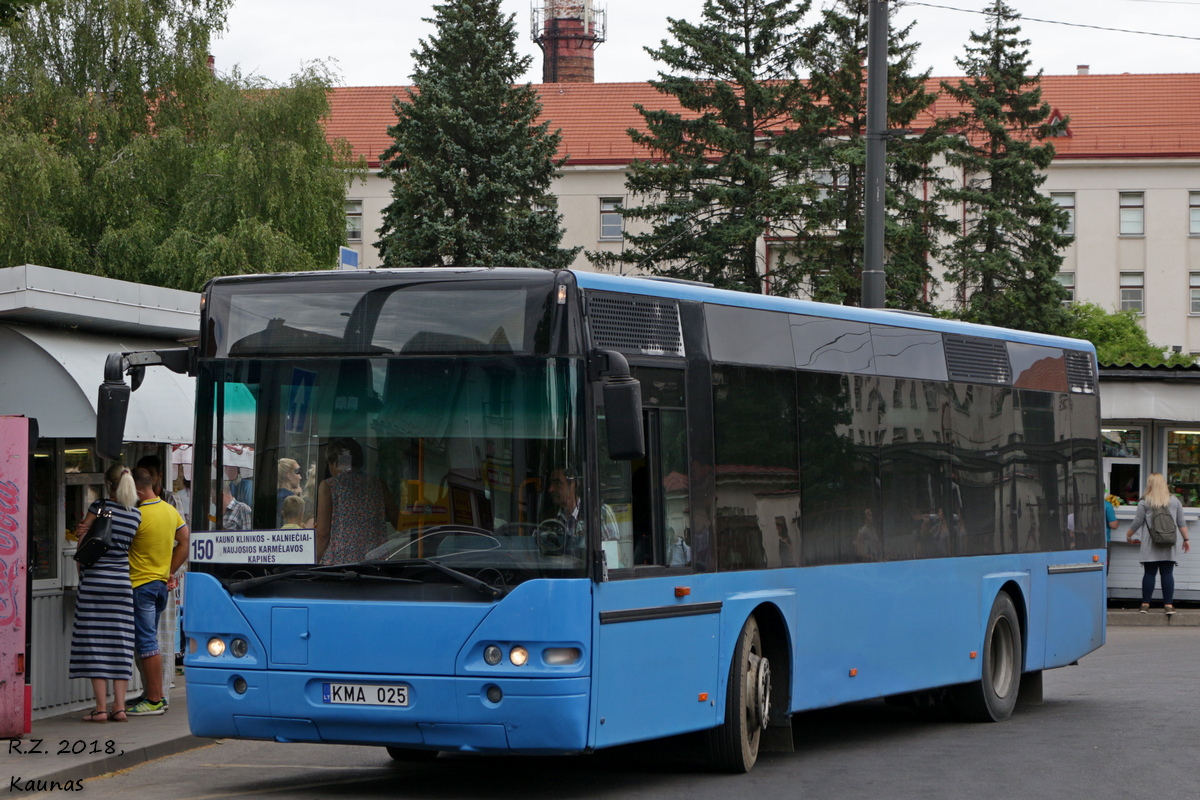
547, 467, 618, 551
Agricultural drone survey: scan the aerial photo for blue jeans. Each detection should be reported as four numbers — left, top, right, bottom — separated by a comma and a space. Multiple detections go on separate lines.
1141, 561, 1175, 605
133, 581, 168, 658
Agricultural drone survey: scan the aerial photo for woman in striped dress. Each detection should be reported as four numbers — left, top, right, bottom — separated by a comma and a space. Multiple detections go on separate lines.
70, 464, 140, 722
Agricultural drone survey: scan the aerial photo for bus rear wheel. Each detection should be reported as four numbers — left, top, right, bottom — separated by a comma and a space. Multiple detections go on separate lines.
385, 746, 439, 763
953, 591, 1022, 722
709, 614, 770, 773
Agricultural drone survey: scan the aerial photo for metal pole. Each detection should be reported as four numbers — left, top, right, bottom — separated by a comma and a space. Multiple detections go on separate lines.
862, 0, 888, 309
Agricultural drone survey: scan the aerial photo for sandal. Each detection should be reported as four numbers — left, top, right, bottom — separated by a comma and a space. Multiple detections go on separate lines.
82, 709, 108, 723
110, 709, 128, 722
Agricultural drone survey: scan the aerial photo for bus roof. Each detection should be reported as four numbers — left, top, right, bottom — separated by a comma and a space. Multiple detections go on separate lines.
570, 270, 1096, 355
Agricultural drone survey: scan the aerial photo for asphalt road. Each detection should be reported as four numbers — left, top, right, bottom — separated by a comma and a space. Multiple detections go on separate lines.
65, 627, 1200, 800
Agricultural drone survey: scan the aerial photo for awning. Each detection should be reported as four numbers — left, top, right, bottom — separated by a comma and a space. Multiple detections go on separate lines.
1101, 381, 1200, 424
0, 324, 194, 442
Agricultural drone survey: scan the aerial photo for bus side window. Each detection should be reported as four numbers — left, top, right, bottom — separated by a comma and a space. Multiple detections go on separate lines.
628, 408, 690, 568
598, 415, 634, 568
600, 374, 689, 571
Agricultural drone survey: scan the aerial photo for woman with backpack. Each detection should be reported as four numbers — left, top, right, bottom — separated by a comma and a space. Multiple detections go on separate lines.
1127, 473, 1191, 615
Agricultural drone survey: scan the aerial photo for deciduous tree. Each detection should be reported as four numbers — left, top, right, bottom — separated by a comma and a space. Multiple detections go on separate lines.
1067, 303, 1196, 366
0, 1, 361, 290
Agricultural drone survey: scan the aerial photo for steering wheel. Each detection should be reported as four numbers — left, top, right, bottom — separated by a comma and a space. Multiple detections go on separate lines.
535, 518, 570, 555
494, 522, 540, 537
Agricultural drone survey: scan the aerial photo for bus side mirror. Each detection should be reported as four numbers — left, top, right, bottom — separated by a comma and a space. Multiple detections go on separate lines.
96, 352, 130, 461
590, 349, 644, 461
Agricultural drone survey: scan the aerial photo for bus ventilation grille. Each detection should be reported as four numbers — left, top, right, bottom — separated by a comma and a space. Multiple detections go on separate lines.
587, 294, 685, 357
944, 335, 1012, 385
1065, 351, 1097, 394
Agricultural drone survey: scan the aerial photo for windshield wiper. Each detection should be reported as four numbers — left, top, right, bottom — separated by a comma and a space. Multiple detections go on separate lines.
228, 565, 420, 594
371, 558, 505, 599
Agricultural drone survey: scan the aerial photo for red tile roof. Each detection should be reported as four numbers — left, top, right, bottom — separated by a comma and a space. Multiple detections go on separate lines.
326, 73, 1200, 168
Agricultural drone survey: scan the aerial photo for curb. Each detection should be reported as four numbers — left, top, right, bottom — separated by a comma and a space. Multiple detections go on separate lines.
18, 735, 213, 789
1107, 609, 1200, 627
12, 734, 213, 789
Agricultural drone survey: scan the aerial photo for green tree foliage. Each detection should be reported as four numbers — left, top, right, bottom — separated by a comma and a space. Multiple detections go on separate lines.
0, 1, 361, 290
938, 0, 1072, 334
1067, 303, 1196, 366
589, 0, 824, 292
97, 67, 362, 290
376, 0, 575, 269
787, 0, 956, 310
0, 2, 26, 28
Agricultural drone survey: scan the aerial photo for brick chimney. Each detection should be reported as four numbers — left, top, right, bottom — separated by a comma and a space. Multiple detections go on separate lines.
532, 1, 607, 83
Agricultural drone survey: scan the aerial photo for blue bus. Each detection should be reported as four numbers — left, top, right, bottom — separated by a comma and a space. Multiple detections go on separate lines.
99, 267, 1106, 772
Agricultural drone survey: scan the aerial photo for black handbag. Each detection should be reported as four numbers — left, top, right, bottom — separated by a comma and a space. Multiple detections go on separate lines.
73, 506, 114, 568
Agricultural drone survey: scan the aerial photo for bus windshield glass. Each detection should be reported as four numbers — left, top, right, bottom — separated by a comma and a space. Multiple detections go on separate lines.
197, 354, 587, 585
205, 272, 557, 358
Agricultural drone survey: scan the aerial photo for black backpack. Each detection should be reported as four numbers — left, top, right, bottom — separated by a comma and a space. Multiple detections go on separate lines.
1148, 505, 1178, 547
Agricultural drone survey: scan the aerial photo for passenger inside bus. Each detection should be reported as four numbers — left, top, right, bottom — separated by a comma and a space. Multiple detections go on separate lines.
315, 438, 401, 565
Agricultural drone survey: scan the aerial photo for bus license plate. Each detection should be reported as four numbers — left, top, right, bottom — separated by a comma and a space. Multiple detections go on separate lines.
322, 683, 409, 706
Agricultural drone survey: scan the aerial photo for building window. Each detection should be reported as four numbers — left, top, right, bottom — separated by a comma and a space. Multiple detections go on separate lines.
599, 198, 623, 240
1050, 192, 1075, 235
1055, 272, 1075, 306
345, 200, 363, 242
1190, 191, 1200, 235
1120, 272, 1144, 314
1191, 273, 1200, 314
1119, 192, 1144, 236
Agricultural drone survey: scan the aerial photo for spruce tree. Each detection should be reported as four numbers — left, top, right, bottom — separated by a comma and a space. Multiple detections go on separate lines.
787, 0, 956, 310
376, 0, 576, 269
938, 0, 1072, 334
588, 0, 823, 292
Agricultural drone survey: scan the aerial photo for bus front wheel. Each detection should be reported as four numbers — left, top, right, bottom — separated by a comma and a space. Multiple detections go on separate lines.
953, 591, 1022, 722
709, 614, 770, 773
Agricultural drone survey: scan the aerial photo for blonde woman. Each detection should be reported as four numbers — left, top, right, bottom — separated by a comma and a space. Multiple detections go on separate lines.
277, 457, 301, 521
1127, 473, 1192, 615
70, 464, 141, 721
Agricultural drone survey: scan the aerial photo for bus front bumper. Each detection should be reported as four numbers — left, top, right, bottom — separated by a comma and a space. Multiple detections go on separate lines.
185, 666, 591, 754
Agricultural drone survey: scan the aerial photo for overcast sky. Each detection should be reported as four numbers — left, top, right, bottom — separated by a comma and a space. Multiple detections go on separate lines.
211, 0, 1200, 87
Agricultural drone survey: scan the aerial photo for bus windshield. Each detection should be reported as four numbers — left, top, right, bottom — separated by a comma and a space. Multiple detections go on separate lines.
196, 354, 587, 585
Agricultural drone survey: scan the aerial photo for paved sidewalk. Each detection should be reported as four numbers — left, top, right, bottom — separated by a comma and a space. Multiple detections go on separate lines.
2, 676, 211, 790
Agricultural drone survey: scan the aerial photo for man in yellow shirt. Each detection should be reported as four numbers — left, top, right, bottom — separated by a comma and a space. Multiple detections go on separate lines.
126, 468, 190, 717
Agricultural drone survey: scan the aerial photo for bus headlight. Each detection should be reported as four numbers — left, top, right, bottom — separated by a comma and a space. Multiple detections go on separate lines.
207, 637, 226, 657
509, 646, 529, 666
484, 645, 503, 665
231, 638, 249, 658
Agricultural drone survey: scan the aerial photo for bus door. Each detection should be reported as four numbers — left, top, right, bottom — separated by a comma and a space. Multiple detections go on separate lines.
592, 384, 719, 748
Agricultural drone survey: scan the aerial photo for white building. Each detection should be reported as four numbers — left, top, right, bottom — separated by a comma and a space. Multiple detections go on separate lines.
326, 72, 1200, 353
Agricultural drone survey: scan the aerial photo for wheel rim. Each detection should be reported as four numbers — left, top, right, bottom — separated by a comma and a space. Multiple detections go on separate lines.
988, 616, 1015, 698
745, 648, 770, 732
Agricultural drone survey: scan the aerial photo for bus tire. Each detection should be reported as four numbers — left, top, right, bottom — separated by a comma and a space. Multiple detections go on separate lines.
385, 746, 439, 763
709, 614, 770, 773
953, 591, 1022, 722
